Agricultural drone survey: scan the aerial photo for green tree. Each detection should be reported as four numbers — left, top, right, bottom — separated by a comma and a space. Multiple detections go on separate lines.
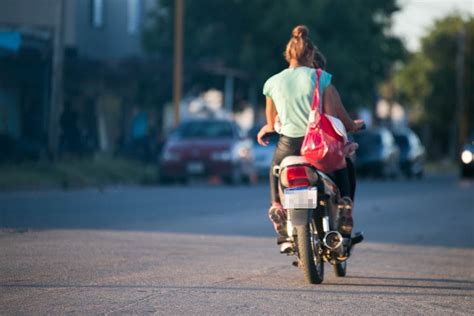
394, 15, 474, 159
393, 52, 432, 122
144, 0, 405, 111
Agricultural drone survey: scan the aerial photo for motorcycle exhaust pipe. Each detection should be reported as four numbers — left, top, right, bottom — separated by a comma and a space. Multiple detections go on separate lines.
323, 231, 343, 250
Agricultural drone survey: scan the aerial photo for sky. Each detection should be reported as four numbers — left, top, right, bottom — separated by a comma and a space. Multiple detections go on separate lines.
392, 0, 474, 51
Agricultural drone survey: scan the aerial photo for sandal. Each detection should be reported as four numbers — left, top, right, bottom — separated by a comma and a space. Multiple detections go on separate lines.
268, 202, 288, 238
338, 197, 354, 237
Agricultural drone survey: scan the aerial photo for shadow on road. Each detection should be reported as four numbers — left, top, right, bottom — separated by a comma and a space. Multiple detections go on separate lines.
345, 275, 474, 285
1, 281, 471, 298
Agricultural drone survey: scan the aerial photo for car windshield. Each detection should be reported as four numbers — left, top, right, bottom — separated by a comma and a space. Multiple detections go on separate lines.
178, 121, 234, 139
354, 132, 382, 150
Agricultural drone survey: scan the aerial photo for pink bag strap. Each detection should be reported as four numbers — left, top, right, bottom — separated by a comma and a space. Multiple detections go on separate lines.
311, 68, 322, 113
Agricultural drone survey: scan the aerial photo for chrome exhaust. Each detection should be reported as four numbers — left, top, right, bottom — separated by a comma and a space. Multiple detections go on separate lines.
323, 231, 343, 250
272, 165, 281, 177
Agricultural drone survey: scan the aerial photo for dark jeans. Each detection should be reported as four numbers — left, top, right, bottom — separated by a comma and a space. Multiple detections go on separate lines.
269, 135, 352, 203
346, 158, 356, 201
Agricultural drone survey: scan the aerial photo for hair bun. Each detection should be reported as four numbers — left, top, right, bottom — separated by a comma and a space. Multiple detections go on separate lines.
292, 25, 309, 39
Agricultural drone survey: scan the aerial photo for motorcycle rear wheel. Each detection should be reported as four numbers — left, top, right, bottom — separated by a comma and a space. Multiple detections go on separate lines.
296, 222, 324, 284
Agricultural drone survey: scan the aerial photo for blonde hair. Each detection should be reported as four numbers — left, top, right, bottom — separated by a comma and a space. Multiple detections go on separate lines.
285, 25, 315, 66
313, 49, 327, 69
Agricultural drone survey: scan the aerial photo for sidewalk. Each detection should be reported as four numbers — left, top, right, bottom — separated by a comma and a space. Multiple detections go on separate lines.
0, 155, 157, 191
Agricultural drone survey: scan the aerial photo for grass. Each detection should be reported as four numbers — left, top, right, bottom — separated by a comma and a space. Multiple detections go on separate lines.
0, 155, 158, 191
425, 159, 458, 174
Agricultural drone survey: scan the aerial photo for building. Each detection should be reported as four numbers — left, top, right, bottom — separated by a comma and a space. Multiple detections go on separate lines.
0, 0, 158, 161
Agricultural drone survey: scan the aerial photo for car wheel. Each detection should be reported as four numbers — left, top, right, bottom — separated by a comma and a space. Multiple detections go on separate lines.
404, 163, 413, 179
461, 167, 471, 178
178, 177, 188, 185
159, 175, 174, 185
225, 167, 242, 185
380, 163, 389, 180
415, 169, 424, 179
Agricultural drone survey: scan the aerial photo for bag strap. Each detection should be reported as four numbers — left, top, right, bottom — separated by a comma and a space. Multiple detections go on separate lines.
311, 68, 322, 113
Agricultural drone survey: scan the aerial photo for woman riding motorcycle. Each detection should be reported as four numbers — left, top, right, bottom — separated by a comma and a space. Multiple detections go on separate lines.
256, 25, 364, 249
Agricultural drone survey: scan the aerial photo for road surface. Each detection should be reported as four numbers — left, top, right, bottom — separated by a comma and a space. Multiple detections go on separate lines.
1, 173, 473, 315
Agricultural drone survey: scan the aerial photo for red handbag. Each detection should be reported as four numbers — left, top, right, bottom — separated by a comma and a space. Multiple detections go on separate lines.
301, 69, 347, 173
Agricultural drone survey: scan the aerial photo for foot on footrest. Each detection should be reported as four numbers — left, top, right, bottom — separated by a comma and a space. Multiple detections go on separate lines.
280, 242, 293, 254
351, 232, 364, 245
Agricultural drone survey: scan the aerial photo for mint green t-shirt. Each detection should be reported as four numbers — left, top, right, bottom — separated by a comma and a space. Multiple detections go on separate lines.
263, 67, 332, 137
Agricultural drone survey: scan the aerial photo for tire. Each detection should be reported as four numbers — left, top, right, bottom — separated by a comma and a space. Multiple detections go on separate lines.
241, 174, 251, 185
158, 175, 173, 185
416, 169, 424, 179
178, 177, 188, 185
296, 222, 324, 284
378, 164, 389, 180
461, 167, 471, 178
225, 167, 242, 185
390, 162, 400, 180
334, 261, 347, 277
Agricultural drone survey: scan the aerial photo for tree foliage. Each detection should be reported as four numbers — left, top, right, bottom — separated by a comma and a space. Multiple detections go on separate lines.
394, 15, 474, 158
393, 52, 432, 122
143, 0, 405, 110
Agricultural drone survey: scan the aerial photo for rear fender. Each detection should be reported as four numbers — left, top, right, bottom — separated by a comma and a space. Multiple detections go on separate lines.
288, 208, 313, 227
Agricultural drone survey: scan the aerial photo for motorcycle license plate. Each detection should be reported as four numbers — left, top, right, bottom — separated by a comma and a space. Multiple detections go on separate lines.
283, 187, 317, 209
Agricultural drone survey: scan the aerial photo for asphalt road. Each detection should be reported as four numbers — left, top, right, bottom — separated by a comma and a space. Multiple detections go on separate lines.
1, 173, 473, 315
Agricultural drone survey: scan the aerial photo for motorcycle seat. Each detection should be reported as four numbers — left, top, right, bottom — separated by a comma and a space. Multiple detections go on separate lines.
279, 156, 310, 169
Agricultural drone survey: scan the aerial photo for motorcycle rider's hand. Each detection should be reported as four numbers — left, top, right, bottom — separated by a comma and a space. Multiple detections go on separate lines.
257, 125, 273, 146
353, 119, 365, 131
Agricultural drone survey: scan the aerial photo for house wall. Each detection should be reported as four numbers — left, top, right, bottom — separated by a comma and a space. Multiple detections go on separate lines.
0, 0, 75, 45
74, 0, 154, 60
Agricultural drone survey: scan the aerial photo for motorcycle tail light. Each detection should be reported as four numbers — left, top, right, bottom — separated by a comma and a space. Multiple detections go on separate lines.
285, 166, 311, 188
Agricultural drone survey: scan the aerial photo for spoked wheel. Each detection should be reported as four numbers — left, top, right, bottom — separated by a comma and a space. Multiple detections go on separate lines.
296, 221, 324, 284
333, 261, 347, 277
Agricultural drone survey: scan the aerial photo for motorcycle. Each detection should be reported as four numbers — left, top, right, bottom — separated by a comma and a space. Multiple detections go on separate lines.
272, 156, 364, 284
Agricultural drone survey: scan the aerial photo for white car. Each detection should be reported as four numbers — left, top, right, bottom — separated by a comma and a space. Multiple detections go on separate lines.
249, 127, 279, 179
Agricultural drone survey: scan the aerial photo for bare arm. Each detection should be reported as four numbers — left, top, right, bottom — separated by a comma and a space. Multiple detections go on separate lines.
265, 96, 277, 130
257, 97, 277, 146
323, 84, 360, 132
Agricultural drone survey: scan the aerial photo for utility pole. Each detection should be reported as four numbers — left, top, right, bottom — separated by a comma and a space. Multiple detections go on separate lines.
248, 80, 258, 126
172, 0, 184, 127
452, 26, 466, 161
48, 0, 65, 159
224, 75, 234, 113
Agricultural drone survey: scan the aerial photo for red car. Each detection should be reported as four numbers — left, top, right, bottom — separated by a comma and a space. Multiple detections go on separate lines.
159, 119, 254, 184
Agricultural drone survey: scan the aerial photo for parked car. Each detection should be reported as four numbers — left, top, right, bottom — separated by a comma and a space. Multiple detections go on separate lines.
353, 127, 400, 179
392, 128, 426, 178
249, 128, 279, 179
460, 135, 474, 178
159, 119, 254, 185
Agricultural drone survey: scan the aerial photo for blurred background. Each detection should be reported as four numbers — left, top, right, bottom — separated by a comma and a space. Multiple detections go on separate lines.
0, 0, 473, 189
1, 3, 473, 313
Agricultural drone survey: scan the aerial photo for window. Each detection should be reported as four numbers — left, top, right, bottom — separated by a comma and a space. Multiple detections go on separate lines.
127, 0, 140, 34
91, 0, 104, 28
178, 121, 234, 139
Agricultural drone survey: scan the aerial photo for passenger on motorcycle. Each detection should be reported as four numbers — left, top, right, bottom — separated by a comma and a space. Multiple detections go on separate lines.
256, 25, 364, 248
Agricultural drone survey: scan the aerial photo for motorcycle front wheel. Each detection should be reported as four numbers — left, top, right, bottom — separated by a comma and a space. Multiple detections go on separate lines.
296, 221, 324, 284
